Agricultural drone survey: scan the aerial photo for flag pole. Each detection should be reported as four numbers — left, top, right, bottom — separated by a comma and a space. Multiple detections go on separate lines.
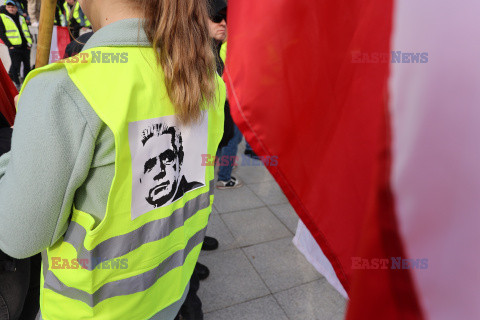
35, 0, 57, 68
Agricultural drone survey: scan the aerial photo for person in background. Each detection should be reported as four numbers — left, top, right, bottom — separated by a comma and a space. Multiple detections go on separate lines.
54, 0, 66, 26
26, 0, 39, 26
3, 0, 28, 22
215, 37, 260, 162
63, 30, 91, 57
64, 0, 90, 40
209, 0, 244, 190
174, 3, 233, 319
244, 142, 260, 160
0, 0, 32, 89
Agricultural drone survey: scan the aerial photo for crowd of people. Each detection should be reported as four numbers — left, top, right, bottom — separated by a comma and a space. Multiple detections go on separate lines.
0, 0, 92, 89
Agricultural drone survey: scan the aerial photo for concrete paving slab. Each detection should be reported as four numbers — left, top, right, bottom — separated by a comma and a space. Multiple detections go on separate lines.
204, 296, 288, 320
235, 164, 274, 185
197, 249, 270, 313
248, 181, 289, 206
211, 205, 218, 215
221, 207, 292, 247
269, 203, 299, 234
213, 186, 264, 213
274, 280, 347, 320
243, 238, 321, 293
202, 212, 238, 255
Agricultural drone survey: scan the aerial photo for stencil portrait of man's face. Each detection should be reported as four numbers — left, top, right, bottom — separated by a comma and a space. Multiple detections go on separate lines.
129, 115, 208, 219
139, 125, 183, 208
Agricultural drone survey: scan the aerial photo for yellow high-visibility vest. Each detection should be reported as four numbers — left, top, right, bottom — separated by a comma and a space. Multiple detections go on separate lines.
0, 13, 32, 46
20, 46, 225, 319
54, 5, 66, 27
220, 42, 227, 64
64, 1, 90, 27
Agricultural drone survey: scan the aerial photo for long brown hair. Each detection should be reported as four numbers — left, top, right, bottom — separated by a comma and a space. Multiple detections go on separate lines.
136, 0, 217, 124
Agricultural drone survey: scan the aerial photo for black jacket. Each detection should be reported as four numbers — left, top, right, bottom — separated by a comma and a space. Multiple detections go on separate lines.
0, 111, 9, 128
0, 5, 29, 49
0, 111, 12, 156
64, 31, 93, 58
215, 41, 235, 149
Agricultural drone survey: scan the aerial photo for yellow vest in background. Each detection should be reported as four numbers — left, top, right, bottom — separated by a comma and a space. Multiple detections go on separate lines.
54, 5, 66, 27
64, 1, 90, 27
220, 42, 227, 64
20, 46, 225, 319
64, 1, 80, 23
0, 14, 32, 46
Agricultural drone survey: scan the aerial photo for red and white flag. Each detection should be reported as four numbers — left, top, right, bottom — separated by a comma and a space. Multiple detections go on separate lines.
48, 26, 71, 63
226, 0, 480, 318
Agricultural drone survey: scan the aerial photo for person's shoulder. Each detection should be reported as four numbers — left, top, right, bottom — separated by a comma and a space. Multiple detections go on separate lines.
24, 66, 72, 98
21, 66, 104, 137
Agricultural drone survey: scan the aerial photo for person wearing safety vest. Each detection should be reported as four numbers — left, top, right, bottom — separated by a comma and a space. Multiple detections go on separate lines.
220, 41, 227, 65
0, 0, 224, 319
64, 0, 91, 40
2, 0, 28, 22
208, 0, 244, 191
0, 0, 32, 88
54, 1, 67, 27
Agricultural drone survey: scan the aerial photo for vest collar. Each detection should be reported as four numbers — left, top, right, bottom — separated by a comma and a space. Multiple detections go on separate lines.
83, 18, 150, 51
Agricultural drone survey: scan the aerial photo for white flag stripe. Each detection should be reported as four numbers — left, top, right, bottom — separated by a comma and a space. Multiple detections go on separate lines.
293, 221, 348, 299
49, 26, 59, 64
390, 1, 480, 319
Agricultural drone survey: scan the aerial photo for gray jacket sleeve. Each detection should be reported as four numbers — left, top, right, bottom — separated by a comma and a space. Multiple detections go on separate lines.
0, 68, 98, 259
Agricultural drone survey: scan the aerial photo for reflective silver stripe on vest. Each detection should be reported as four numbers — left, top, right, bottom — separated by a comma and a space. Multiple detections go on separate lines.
62, 179, 214, 270
43, 226, 207, 307
6, 36, 19, 38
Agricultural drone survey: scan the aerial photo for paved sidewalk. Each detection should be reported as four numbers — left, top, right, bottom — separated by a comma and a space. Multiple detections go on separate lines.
198, 145, 347, 320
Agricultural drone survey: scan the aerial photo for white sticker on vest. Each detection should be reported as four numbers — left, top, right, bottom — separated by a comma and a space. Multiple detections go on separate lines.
128, 114, 208, 220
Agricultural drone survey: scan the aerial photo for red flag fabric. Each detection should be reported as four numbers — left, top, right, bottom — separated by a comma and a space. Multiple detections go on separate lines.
226, 0, 422, 318
49, 26, 71, 62
0, 59, 17, 126
50, 26, 70, 63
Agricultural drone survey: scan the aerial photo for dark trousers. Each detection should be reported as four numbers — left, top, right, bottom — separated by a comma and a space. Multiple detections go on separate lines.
8, 47, 31, 86
0, 253, 40, 320
0, 128, 13, 155
19, 254, 41, 320
175, 272, 203, 320
0, 255, 29, 320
